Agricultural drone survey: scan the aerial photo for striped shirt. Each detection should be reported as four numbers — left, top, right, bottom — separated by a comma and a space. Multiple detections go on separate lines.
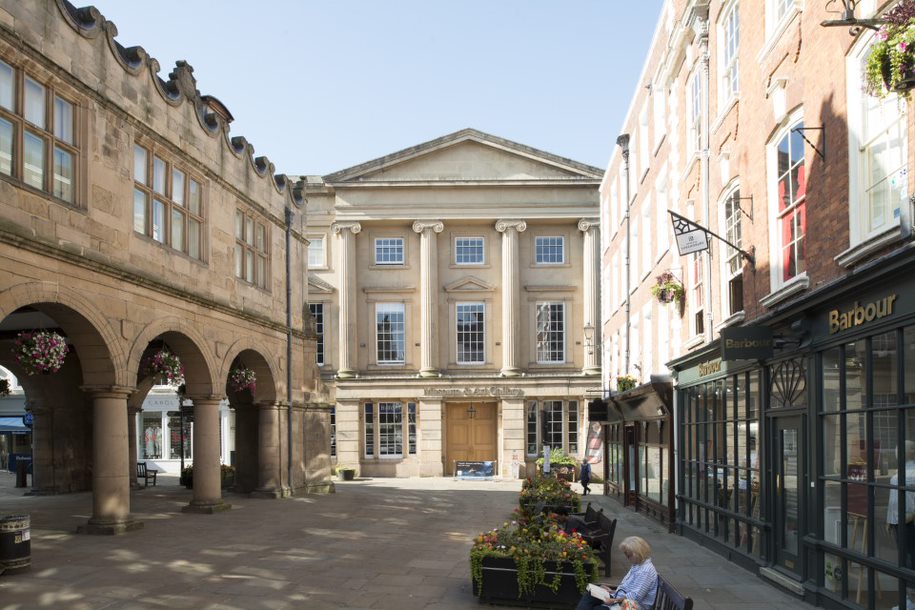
614, 558, 658, 610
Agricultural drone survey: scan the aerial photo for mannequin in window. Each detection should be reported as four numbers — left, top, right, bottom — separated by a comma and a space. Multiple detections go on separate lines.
887, 441, 915, 569
145, 426, 159, 459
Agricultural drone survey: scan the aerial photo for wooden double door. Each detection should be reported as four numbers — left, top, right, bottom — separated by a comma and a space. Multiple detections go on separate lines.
445, 402, 497, 475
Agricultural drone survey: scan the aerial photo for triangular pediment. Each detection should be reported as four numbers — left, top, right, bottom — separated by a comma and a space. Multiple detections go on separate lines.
444, 276, 495, 293
308, 275, 335, 294
324, 129, 602, 184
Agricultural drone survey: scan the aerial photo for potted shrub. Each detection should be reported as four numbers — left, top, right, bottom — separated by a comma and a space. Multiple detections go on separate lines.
180, 465, 193, 489
180, 464, 236, 489
470, 511, 598, 605
519, 474, 581, 517
228, 367, 256, 394
535, 448, 579, 482
616, 374, 638, 392
336, 465, 356, 481
650, 271, 685, 307
13, 330, 68, 375
142, 349, 185, 387
865, 1, 915, 97
0, 378, 9, 397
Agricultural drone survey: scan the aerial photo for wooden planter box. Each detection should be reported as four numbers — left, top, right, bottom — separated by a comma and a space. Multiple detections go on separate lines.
474, 556, 589, 608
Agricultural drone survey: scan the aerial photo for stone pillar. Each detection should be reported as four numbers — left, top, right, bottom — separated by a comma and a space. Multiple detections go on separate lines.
127, 405, 140, 489
80, 388, 142, 534
579, 218, 601, 376
183, 397, 230, 513
501, 398, 526, 479
495, 220, 527, 377
335, 399, 361, 471
412, 220, 444, 378
254, 401, 284, 497
332, 221, 362, 379
27, 400, 54, 494
418, 398, 443, 476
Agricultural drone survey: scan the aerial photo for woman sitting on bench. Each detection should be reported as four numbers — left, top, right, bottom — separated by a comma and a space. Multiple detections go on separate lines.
575, 535, 658, 610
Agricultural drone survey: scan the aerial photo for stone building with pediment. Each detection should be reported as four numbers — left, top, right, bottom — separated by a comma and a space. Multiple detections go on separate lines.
304, 129, 602, 477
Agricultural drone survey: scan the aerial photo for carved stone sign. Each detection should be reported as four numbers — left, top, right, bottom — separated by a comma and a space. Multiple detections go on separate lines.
423, 386, 524, 398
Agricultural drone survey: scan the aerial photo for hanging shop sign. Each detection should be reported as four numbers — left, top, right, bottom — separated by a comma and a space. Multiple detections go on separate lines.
721, 326, 774, 361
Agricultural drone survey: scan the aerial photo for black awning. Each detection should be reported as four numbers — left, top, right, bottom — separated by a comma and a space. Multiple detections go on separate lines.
608, 375, 673, 421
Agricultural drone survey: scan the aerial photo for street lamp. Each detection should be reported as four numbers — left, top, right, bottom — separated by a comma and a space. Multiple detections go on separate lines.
583, 324, 597, 357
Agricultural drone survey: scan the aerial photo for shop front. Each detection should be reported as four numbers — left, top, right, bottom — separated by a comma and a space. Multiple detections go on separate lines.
670, 250, 915, 609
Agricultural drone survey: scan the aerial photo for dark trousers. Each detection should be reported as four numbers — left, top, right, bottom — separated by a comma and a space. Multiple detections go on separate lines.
581, 478, 591, 495
575, 591, 612, 610
890, 522, 915, 568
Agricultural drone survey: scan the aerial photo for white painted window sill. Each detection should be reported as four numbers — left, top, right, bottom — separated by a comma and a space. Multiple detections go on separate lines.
683, 335, 705, 350
716, 311, 746, 331
835, 221, 912, 268
759, 274, 809, 309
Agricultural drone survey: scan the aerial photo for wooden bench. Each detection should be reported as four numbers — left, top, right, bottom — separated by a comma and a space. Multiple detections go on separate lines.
566, 502, 603, 537
592, 511, 617, 576
652, 575, 693, 610
136, 462, 157, 488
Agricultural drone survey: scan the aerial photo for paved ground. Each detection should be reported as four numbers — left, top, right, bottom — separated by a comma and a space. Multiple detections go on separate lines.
0, 471, 814, 609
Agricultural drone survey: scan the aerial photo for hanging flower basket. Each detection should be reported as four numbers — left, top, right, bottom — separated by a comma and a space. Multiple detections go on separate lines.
616, 375, 638, 393
650, 271, 685, 306
13, 330, 68, 375
228, 367, 256, 394
865, 1, 915, 97
0, 379, 10, 397
142, 349, 185, 387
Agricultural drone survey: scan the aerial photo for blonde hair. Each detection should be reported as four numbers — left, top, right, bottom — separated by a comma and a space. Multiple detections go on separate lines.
619, 536, 652, 564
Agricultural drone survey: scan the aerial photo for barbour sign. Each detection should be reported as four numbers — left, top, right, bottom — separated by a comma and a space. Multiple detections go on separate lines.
828, 295, 897, 335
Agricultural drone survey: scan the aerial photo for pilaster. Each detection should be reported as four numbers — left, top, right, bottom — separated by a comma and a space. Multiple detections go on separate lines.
412, 220, 444, 378
496, 219, 527, 377
418, 398, 443, 476
332, 221, 362, 379
579, 218, 601, 376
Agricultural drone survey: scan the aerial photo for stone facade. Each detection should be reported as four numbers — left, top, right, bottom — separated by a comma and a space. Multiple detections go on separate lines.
0, 1, 332, 533
305, 129, 602, 478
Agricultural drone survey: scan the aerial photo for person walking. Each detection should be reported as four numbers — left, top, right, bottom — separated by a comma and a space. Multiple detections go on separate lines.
580, 459, 592, 496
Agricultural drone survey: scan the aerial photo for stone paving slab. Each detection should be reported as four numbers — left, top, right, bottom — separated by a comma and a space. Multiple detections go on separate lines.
0, 470, 816, 608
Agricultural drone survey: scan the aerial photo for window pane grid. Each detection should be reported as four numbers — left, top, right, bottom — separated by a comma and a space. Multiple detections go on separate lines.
722, 3, 740, 99
457, 303, 485, 364
527, 402, 538, 456
134, 144, 205, 259
569, 401, 579, 454
376, 304, 405, 364
536, 302, 565, 363
364, 403, 374, 457
408, 403, 417, 455
0, 62, 79, 203
309, 303, 325, 365
776, 124, 806, 281
455, 236, 484, 264
308, 235, 325, 267
535, 236, 565, 264
234, 209, 269, 287
378, 402, 403, 457
375, 238, 404, 265
545, 400, 563, 448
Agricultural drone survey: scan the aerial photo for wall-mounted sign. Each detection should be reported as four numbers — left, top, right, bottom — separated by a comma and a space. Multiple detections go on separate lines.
828, 294, 898, 334
424, 387, 524, 398
22, 412, 33, 428
721, 326, 774, 361
698, 359, 722, 377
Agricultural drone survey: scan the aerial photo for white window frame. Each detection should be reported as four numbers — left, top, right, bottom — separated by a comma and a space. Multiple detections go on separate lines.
689, 71, 702, 155
720, 185, 745, 317
766, 109, 807, 292
655, 171, 669, 260
375, 303, 406, 364
309, 302, 325, 366
641, 196, 652, 277
846, 33, 909, 249
536, 302, 566, 364
374, 237, 405, 266
377, 402, 404, 458
308, 234, 326, 268
652, 82, 666, 150
526, 399, 581, 456
454, 236, 485, 265
639, 105, 650, 176
456, 302, 485, 364
718, 1, 740, 109
534, 235, 565, 265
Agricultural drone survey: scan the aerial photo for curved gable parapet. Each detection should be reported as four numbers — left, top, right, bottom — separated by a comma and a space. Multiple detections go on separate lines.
49, 1, 296, 205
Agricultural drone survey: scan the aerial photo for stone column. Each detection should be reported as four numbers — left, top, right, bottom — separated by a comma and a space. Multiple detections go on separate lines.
335, 399, 361, 471
127, 405, 140, 489
254, 401, 284, 497
27, 400, 53, 494
501, 397, 526, 479
418, 398, 443, 476
495, 220, 527, 377
332, 222, 362, 379
412, 220, 444, 378
80, 387, 142, 534
579, 218, 601, 376
183, 396, 230, 513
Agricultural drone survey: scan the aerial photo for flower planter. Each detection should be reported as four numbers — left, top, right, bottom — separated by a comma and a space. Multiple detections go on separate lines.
474, 556, 589, 608
339, 469, 355, 481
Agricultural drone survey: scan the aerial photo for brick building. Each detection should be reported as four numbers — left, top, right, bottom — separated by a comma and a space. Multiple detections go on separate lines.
0, 1, 332, 534
599, 1, 915, 608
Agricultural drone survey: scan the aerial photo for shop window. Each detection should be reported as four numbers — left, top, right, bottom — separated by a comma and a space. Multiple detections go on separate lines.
0, 60, 79, 204
234, 209, 267, 288
378, 402, 403, 457
168, 414, 191, 460
136, 144, 205, 259
140, 413, 162, 459
363, 401, 416, 458
525, 400, 580, 456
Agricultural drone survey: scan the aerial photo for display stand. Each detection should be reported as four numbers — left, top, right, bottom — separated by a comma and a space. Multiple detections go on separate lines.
849, 513, 882, 604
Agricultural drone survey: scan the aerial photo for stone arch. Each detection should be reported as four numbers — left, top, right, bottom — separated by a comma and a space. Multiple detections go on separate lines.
129, 317, 217, 397
222, 339, 280, 404
0, 281, 124, 387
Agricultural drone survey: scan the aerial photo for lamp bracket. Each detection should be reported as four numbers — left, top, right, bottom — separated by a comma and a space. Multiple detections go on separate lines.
791, 126, 825, 161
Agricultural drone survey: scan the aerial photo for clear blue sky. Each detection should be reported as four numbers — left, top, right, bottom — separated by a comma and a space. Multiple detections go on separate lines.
87, 1, 662, 177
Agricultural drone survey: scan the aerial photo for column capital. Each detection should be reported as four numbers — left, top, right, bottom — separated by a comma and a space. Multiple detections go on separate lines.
412, 220, 444, 234
331, 221, 362, 235
80, 385, 134, 400
187, 395, 224, 406
578, 218, 600, 232
495, 219, 527, 233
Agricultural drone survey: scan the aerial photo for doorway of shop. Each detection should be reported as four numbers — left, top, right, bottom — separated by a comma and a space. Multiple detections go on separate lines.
770, 413, 804, 577
445, 402, 497, 476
